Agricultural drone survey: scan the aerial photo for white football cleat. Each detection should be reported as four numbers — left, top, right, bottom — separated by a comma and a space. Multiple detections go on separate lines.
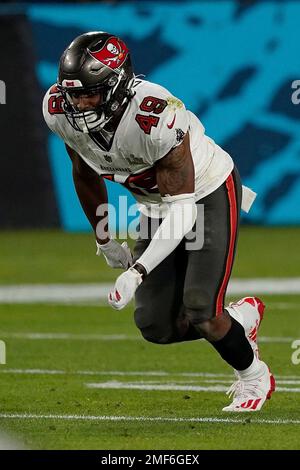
226, 296, 265, 358
224, 297, 275, 412
222, 360, 276, 412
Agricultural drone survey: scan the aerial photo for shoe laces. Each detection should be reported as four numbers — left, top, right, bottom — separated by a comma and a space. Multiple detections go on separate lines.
226, 378, 261, 401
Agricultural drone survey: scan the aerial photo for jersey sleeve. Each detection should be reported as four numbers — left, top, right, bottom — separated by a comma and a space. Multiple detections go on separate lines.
137, 87, 190, 165
152, 98, 189, 162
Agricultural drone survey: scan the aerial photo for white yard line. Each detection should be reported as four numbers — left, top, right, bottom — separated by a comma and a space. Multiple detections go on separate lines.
0, 413, 299, 425
85, 381, 300, 393
0, 332, 295, 343
1, 278, 300, 303
228, 278, 300, 295
0, 283, 111, 303
0, 368, 299, 381
259, 336, 295, 343
267, 303, 300, 309
0, 332, 138, 340
1, 367, 299, 390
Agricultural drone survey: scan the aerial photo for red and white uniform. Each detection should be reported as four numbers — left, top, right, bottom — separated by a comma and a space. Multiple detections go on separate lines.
43, 78, 234, 217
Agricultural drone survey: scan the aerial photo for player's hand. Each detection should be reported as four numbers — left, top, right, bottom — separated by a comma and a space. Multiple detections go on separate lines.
96, 239, 133, 269
108, 267, 143, 310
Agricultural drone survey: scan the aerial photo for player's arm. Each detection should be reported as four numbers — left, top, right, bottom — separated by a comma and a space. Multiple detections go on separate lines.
66, 144, 109, 243
108, 133, 197, 310
134, 132, 197, 276
66, 145, 132, 269
155, 131, 194, 196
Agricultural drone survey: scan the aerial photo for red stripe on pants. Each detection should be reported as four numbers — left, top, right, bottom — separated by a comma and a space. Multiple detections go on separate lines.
215, 173, 238, 315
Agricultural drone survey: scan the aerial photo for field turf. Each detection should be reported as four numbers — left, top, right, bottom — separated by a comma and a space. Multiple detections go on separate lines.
0, 228, 299, 449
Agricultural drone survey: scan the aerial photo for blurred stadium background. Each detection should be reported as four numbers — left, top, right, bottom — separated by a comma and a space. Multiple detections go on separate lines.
0, 0, 300, 450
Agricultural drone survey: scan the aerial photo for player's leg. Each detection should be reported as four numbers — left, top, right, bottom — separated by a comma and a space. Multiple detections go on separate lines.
182, 168, 242, 336
133, 213, 201, 344
183, 167, 275, 411
226, 296, 265, 359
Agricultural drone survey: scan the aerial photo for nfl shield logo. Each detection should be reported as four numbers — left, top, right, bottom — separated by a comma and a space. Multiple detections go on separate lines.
103, 154, 112, 163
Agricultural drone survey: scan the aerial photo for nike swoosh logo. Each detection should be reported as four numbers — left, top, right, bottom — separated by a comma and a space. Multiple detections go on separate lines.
167, 114, 176, 129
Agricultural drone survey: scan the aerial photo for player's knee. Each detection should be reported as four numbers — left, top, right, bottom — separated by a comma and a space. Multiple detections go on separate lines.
192, 318, 214, 338
183, 288, 211, 311
183, 288, 212, 323
187, 313, 231, 341
141, 329, 174, 344
134, 307, 174, 344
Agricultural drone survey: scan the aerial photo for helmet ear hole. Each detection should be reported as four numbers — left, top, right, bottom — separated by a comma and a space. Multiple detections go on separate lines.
107, 75, 118, 87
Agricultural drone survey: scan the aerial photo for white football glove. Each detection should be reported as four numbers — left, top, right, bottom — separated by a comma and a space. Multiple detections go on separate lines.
108, 267, 143, 310
96, 239, 133, 269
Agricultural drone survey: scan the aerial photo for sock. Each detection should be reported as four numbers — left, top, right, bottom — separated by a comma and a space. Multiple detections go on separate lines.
238, 355, 263, 379
210, 316, 254, 370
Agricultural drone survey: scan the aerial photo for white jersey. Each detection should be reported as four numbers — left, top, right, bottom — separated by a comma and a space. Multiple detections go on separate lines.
43, 79, 234, 217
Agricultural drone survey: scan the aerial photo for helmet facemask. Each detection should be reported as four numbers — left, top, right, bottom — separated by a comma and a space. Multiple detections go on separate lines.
60, 69, 134, 134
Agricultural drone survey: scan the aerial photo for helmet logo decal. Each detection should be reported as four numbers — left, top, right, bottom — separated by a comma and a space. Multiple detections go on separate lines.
88, 37, 128, 70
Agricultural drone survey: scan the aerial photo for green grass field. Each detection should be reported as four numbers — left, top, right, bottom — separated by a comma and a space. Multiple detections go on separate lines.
0, 228, 299, 449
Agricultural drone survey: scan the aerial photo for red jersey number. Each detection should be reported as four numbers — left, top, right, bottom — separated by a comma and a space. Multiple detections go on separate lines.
48, 86, 64, 115
135, 115, 159, 135
135, 96, 167, 135
48, 95, 64, 115
139, 96, 167, 114
103, 168, 159, 196
124, 167, 158, 195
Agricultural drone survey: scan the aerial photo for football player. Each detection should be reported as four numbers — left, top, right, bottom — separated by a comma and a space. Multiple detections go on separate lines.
43, 32, 275, 412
